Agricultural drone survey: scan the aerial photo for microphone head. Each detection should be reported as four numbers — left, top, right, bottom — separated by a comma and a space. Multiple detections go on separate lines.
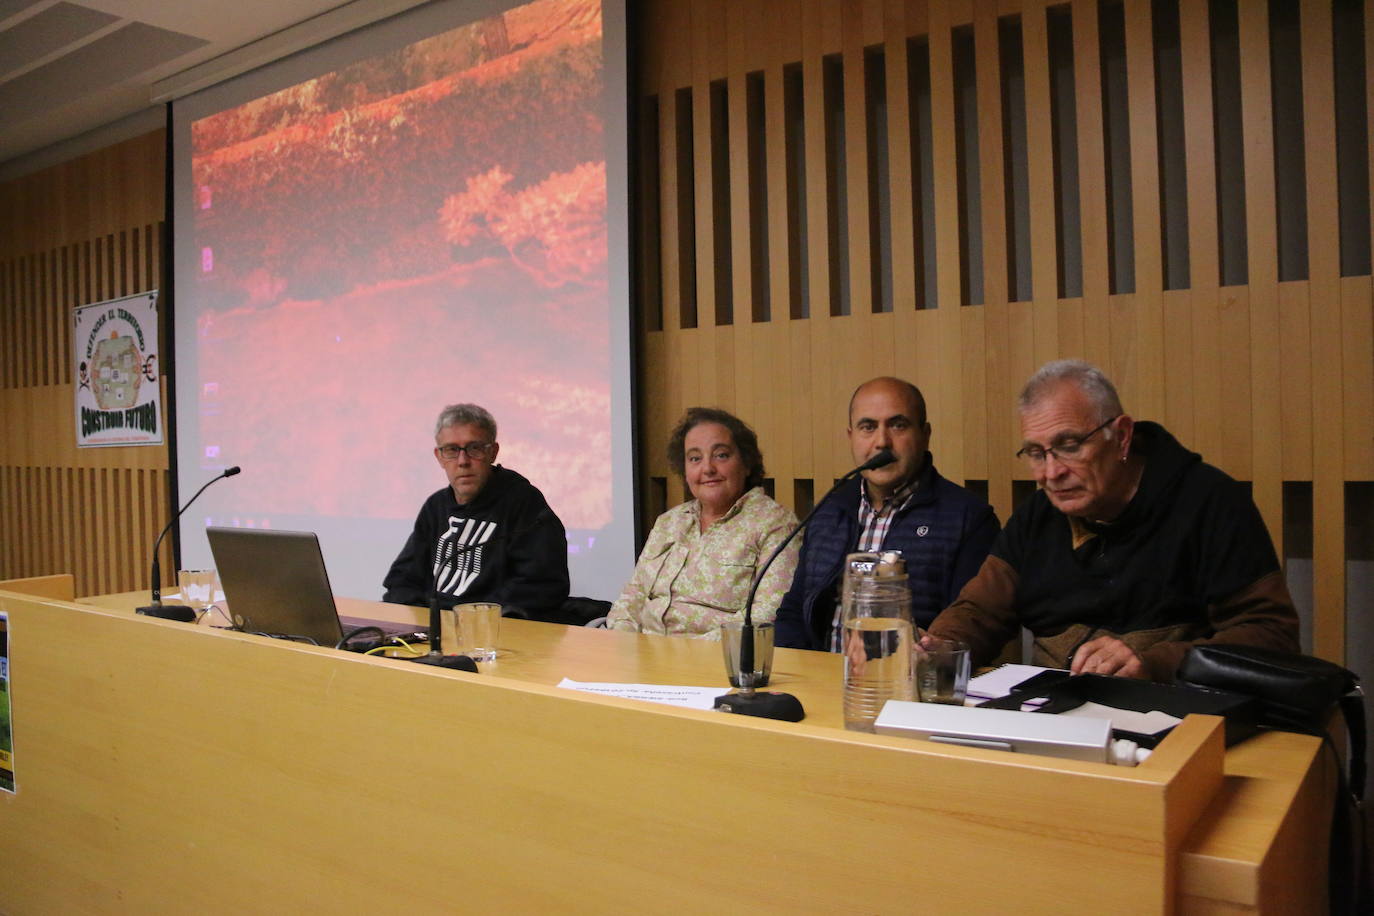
223, 466, 242, 477
861, 449, 896, 472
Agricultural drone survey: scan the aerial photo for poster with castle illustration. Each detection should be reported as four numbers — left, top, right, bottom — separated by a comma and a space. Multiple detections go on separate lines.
73, 291, 163, 447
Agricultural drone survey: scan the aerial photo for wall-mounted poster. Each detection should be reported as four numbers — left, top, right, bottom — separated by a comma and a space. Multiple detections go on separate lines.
73, 291, 163, 447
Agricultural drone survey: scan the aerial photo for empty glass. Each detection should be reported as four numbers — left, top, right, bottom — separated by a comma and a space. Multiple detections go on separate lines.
720, 620, 774, 688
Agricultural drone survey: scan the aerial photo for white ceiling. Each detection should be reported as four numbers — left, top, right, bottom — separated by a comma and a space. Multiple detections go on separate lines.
0, 0, 427, 173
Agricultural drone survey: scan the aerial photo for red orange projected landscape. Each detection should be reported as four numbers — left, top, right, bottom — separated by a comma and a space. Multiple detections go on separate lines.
189, 0, 610, 530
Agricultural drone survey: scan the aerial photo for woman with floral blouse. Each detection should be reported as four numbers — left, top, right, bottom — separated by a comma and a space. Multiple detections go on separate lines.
607, 407, 800, 637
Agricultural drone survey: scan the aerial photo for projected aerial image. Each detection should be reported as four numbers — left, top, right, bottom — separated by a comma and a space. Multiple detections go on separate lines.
189, 0, 610, 530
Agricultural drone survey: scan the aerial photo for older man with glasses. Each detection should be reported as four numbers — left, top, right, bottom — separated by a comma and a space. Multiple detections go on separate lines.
928, 360, 1299, 681
383, 402, 569, 620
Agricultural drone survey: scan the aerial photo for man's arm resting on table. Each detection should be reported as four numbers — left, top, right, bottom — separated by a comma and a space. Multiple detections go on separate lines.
497, 504, 571, 618
928, 554, 1022, 668
1135, 570, 1301, 682
946, 506, 1000, 605
773, 576, 810, 648
1070, 635, 1147, 678
381, 529, 430, 606
773, 519, 816, 649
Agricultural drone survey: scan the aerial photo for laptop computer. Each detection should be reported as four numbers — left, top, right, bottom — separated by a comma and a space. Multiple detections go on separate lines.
206, 526, 427, 648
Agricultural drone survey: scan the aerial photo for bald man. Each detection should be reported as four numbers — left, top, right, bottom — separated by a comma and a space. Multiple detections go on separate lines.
775, 377, 999, 651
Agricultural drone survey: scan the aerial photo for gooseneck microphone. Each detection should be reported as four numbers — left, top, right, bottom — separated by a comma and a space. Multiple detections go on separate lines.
854, 447, 900, 474
136, 466, 241, 622
715, 448, 896, 721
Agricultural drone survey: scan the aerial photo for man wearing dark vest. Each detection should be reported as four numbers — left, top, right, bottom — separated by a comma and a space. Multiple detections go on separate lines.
775, 377, 1000, 651
928, 360, 1300, 681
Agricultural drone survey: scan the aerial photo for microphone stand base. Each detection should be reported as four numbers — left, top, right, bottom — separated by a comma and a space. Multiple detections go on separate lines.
713, 690, 805, 722
136, 603, 197, 623
409, 652, 479, 673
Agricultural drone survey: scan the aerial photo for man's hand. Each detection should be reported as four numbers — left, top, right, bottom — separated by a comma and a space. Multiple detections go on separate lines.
844, 626, 868, 677
1070, 635, 1147, 679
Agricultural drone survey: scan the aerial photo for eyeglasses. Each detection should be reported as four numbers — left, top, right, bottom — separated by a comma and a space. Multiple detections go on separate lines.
1015, 416, 1119, 466
436, 441, 495, 461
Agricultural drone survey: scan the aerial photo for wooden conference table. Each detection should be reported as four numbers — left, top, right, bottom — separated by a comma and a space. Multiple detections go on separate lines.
0, 588, 1333, 913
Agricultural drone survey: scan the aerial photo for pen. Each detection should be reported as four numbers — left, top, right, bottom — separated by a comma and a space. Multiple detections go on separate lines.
1066, 627, 1099, 671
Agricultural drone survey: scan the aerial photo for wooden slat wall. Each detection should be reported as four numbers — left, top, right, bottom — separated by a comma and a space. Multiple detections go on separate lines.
636, 0, 1374, 667
0, 131, 171, 598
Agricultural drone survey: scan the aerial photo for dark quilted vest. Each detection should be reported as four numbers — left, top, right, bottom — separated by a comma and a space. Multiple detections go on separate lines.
776, 456, 998, 650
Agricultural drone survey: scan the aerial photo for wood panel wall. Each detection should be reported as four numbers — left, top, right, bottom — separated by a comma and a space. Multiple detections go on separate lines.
634, 0, 1374, 667
0, 131, 171, 598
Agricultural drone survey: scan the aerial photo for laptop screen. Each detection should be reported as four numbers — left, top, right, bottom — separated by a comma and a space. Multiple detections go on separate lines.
207, 527, 344, 647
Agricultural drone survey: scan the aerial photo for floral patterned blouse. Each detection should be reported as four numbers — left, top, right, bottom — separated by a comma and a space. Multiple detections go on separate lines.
607, 487, 800, 638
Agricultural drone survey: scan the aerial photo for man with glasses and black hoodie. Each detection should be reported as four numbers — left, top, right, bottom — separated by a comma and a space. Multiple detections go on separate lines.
928, 360, 1299, 682
383, 403, 569, 621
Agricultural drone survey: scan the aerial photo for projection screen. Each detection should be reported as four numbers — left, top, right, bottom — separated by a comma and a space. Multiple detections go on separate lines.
170, 0, 634, 605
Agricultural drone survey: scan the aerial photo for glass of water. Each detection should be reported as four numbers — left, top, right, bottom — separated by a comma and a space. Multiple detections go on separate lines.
916, 636, 971, 705
456, 602, 501, 661
177, 569, 219, 624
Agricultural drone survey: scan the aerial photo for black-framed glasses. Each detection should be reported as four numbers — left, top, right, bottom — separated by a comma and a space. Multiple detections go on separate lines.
436, 441, 495, 461
1015, 416, 1119, 466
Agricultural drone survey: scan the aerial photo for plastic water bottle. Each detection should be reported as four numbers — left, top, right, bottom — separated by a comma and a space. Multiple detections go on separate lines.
841, 552, 914, 732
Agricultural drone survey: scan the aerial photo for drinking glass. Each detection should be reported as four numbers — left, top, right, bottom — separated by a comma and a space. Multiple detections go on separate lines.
456, 602, 501, 661
915, 636, 971, 705
719, 620, 774, 688
177, 569, 219, 624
